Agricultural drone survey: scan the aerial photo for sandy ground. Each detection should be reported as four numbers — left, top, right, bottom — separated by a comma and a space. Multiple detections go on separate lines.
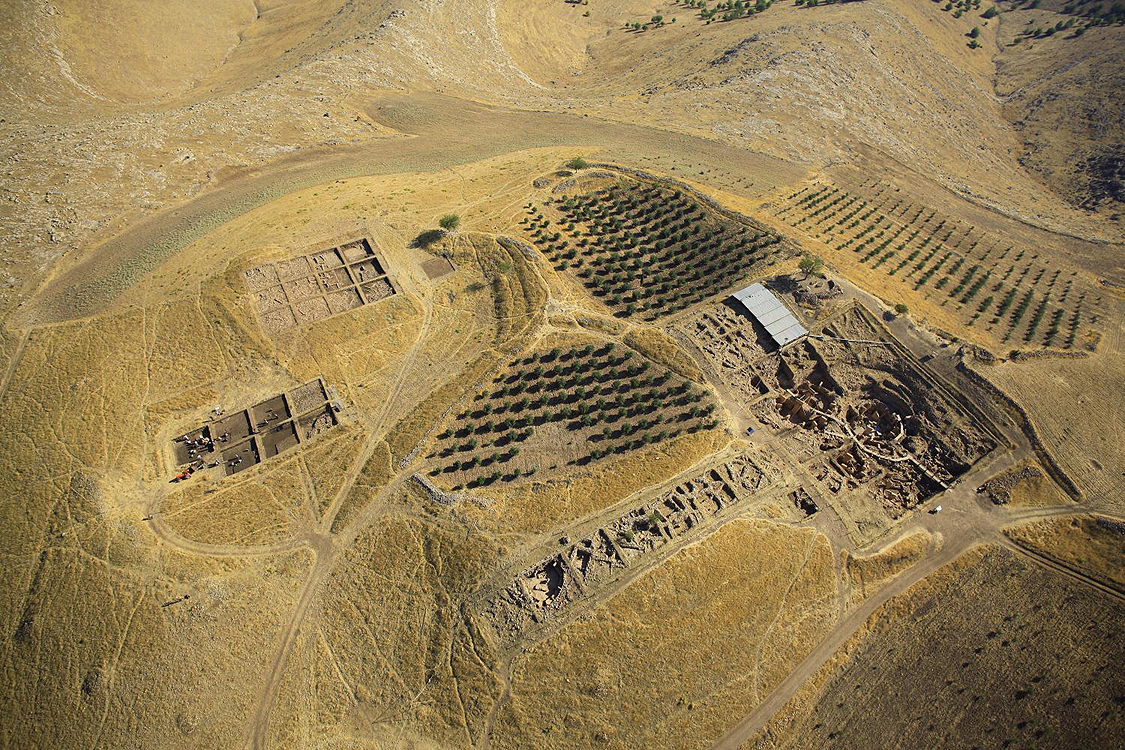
0, 1, 1123, 748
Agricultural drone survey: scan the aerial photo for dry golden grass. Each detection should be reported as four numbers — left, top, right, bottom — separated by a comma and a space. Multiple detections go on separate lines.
302, 426, 368, 520
330, 439, 393, 535
492, 520, 838, 750
844, 530, 931, 608
52, 0, 257, 101
142, 298, 229, 402
3, 540, 313, 749
1007, 466, 1074, 508
301, 292, 425, 402
624, 325, 706, 383
385, 350, 502, 466
464, 428, 729, 536
982, 341, 1125, 510
1005, 516, 1125, 589
269, 509, 504, 748
743, 549, 995, 750
161, 456, 307, 547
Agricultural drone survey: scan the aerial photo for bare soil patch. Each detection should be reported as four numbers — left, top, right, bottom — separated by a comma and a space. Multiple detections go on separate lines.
244, 237, 396, 333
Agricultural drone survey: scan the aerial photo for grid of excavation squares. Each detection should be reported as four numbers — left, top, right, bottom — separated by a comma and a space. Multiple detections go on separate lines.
244, 238, 396, 333
172, 378, 339, 476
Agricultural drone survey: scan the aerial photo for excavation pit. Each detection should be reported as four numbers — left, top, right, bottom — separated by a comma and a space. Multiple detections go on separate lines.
244, 237, 396, 333
361, 279, 394, 303
689, 299, 999, 519
289, 379, 327, 415
478, 452, 777, 646
172, 427, 213, 465
310, 248, 344, 270
299, 405, 337, 441
249, 395, 290, 429
327, 288, 364, 315
260, 421, 300, 458
317, 266, 352, 292
222, 440, 260, 475
169, 378, 340, 479
340, 238, 375, 263
213, 411, 252, 446
350, 259, 384, 284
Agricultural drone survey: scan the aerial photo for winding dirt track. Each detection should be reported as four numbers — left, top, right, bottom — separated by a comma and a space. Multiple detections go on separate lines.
242, 281, 435, 750
23, 91, 803, 327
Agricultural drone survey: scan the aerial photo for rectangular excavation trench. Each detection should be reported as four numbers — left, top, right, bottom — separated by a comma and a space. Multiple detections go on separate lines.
478, 452, 782, 648
170, 377, 342, 478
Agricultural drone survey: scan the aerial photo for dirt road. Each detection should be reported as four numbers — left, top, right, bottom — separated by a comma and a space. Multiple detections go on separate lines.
24, 91, 805, 326
710, 491, 1110, 750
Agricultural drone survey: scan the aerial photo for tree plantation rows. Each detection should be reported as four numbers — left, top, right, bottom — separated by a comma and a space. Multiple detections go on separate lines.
427, 343, 718, 488
525, 180, 791, 320
777, 181, 1104, 349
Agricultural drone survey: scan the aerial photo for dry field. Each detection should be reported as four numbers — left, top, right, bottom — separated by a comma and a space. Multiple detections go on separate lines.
1005, 515, 1125, 590
492, 520, 839, 750
0, 0, 1123, 747
976, 313, 1125, 510
753, 545, 1125, 749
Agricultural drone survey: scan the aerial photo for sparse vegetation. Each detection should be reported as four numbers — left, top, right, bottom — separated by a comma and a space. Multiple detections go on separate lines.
528, 179, 792, 320
427, 341, 719, 484
775, 180, 1106, 350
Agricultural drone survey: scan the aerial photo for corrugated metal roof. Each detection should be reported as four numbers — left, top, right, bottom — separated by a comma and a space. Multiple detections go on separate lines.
731, 282, 808, 348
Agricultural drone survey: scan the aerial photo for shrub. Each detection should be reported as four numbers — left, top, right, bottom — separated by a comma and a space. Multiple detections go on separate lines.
439, 214, 461, 231
894, 303, 909, 315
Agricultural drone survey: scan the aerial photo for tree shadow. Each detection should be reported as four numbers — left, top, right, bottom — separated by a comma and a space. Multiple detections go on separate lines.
410, 229, 444, 249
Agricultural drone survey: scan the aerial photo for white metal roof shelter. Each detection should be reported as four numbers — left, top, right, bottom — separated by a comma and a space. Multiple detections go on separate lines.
731, 282, 808, 348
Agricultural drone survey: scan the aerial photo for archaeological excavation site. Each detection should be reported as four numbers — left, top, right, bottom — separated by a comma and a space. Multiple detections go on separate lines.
4, 3, 1123, 747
